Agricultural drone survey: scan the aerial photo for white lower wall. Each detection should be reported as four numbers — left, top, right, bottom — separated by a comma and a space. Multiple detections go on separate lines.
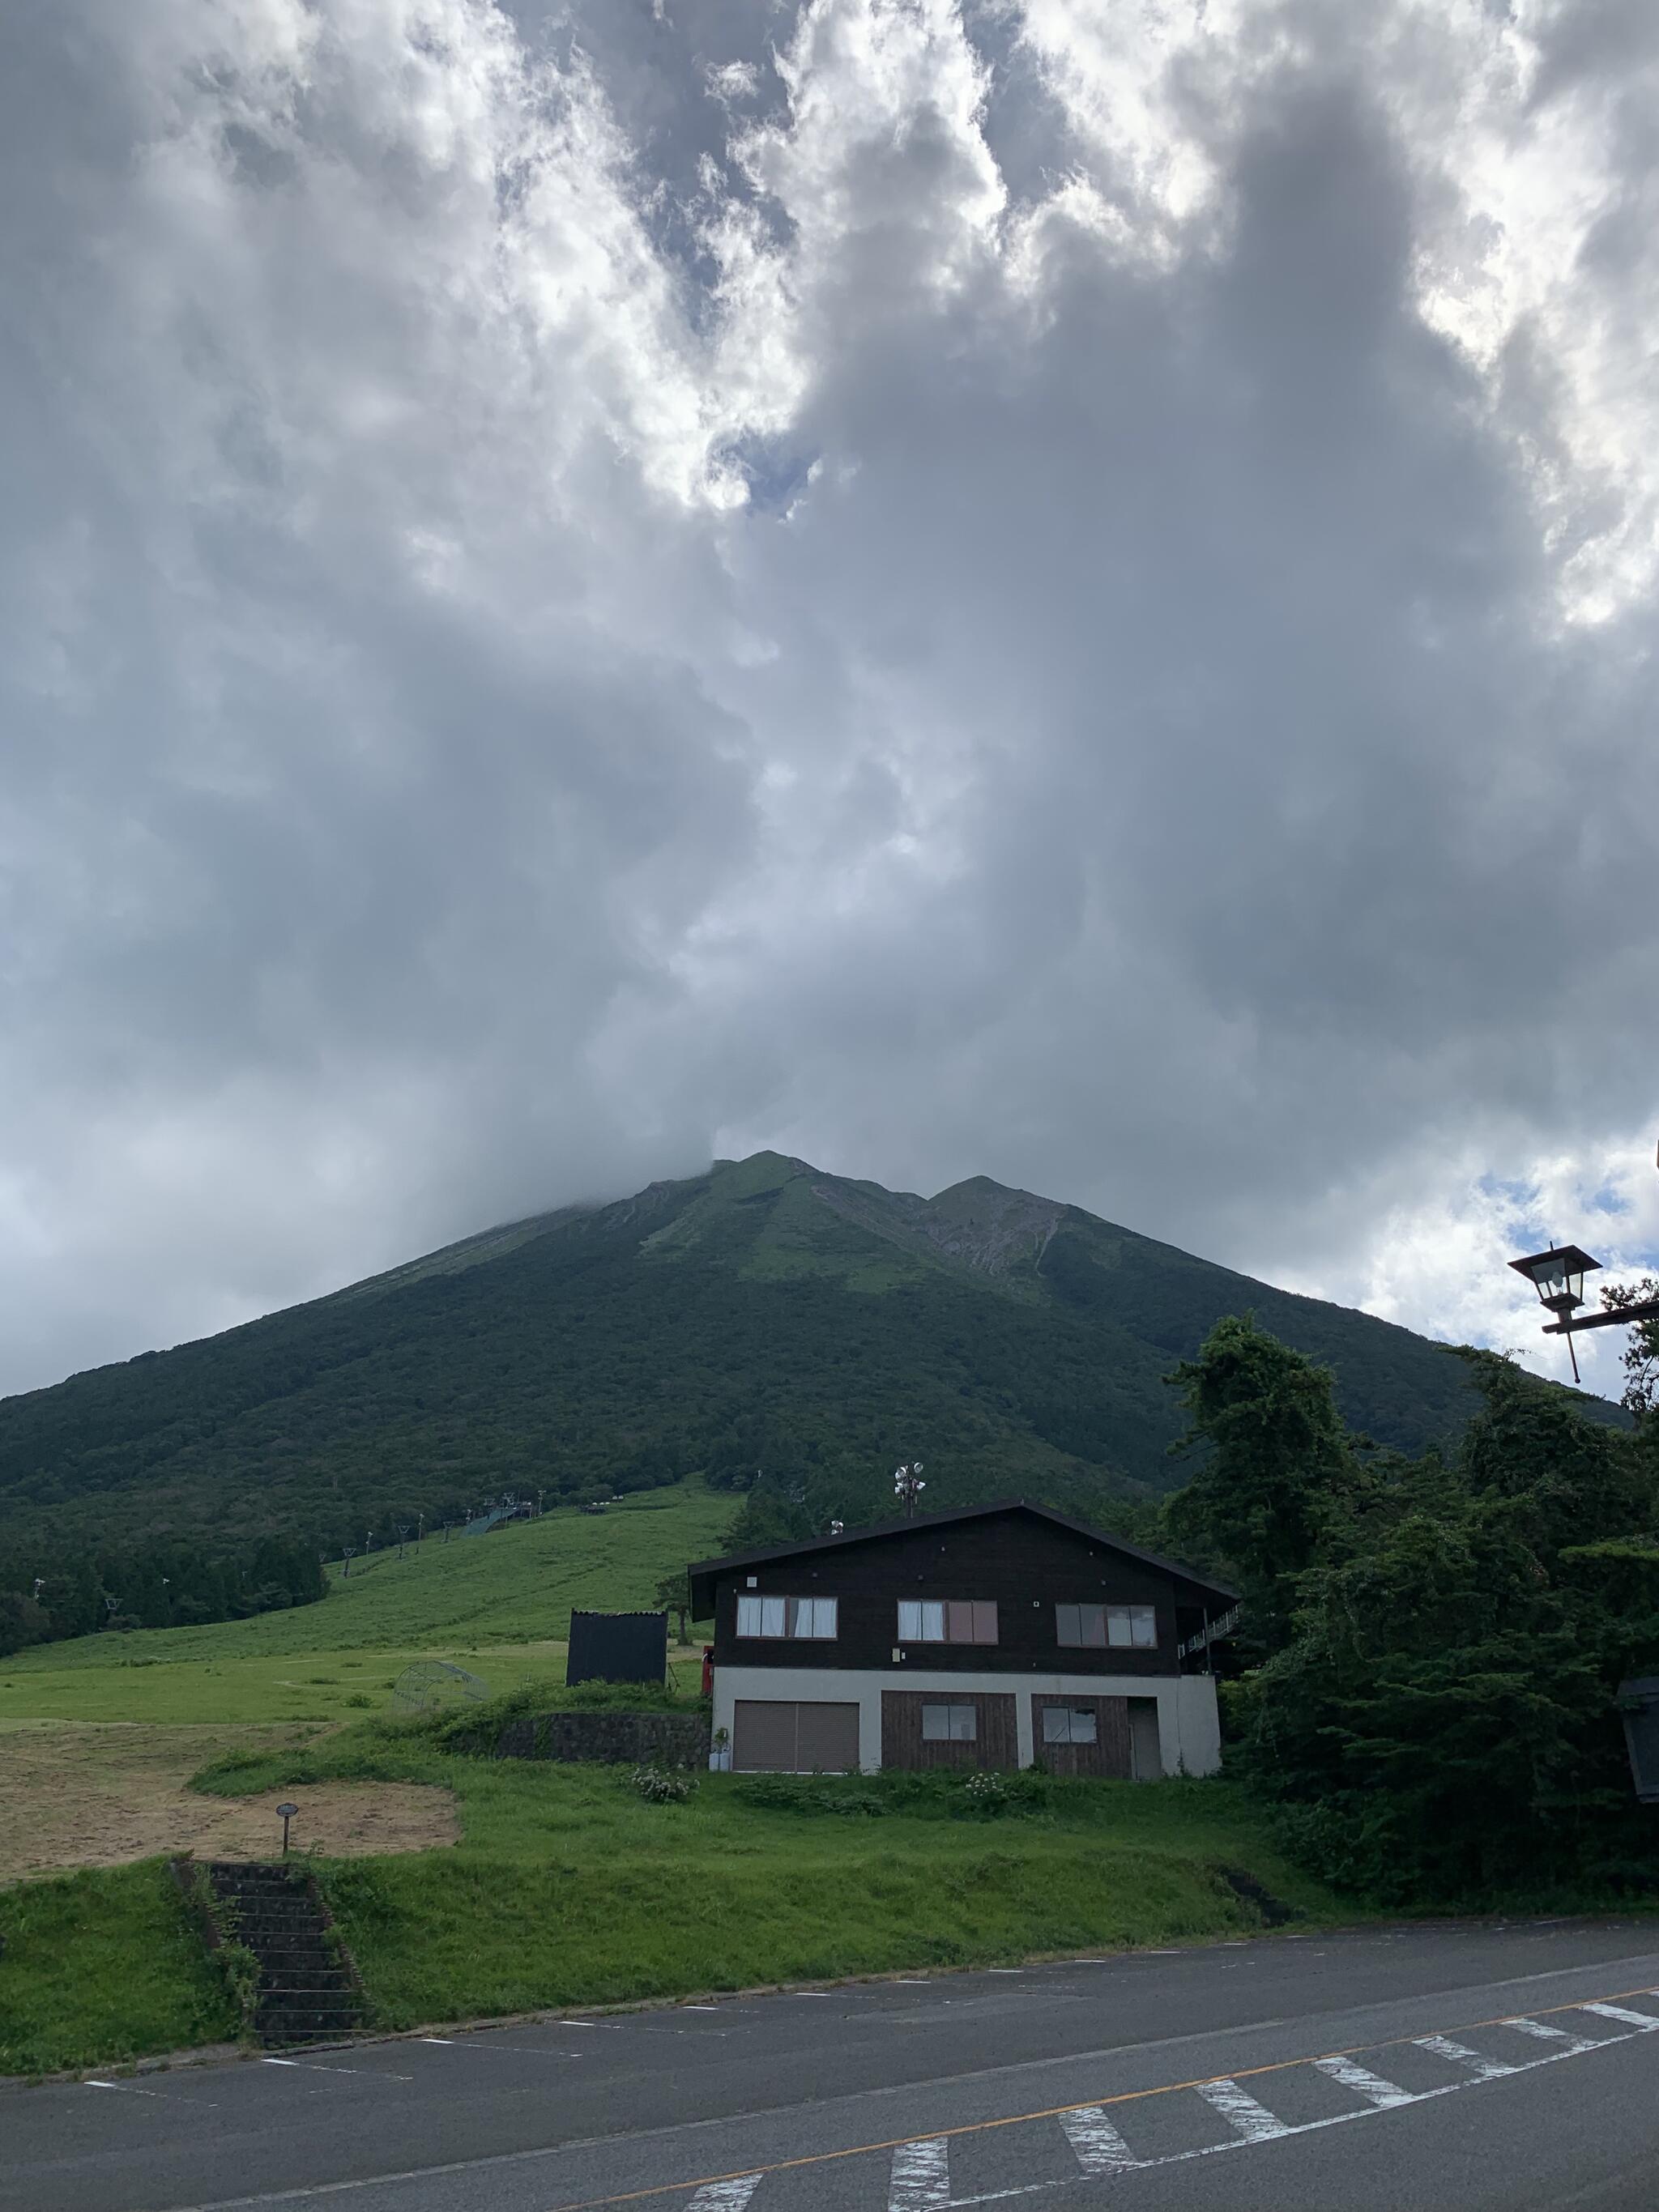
711, 1664, 1222, 1776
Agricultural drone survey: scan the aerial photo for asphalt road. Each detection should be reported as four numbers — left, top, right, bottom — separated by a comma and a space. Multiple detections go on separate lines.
7, 1920, 1659, 2212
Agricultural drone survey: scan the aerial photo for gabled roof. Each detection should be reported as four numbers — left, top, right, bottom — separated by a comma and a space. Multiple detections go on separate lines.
688, 1498, 1239, 1614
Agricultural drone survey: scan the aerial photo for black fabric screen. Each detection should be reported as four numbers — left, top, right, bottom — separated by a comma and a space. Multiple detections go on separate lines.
566, 1609, 669, 1687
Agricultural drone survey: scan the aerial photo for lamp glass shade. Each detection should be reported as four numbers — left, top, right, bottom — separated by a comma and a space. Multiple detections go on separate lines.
1508, 1243, 1601, 1312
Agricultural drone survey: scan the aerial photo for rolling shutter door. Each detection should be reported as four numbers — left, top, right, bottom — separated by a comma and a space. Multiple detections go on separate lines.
732, 1699, 860, 1773
795, 1701, 859, 1772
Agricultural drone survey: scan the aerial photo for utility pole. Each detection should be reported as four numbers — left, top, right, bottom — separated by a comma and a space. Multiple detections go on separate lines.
341, 1545, 356, 1579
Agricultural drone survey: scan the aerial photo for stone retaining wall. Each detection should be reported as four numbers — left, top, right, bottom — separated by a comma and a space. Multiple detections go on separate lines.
465, 1711, 710, 1767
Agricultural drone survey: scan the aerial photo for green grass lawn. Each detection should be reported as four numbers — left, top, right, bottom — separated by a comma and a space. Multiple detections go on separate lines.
0, 1860, 239, 2074
0, 1713, 1357, 2076
0, 1481, 731, 1723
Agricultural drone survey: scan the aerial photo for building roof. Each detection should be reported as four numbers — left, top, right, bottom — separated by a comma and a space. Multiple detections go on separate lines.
688, 1498, 1239, 1614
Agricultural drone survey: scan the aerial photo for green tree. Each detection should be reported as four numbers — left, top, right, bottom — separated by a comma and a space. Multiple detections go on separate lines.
654, 1567, 693, 1645
1601, 1278, 1659, 1426
1236, 1353, 1659, 1902
1161, 1314, 1361, 1652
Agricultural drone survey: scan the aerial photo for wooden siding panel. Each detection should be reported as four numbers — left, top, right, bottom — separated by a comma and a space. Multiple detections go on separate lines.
1031, 1694, 1132, 1779
881, 1690, 1019, 1772
710, 1508, 1201, 1679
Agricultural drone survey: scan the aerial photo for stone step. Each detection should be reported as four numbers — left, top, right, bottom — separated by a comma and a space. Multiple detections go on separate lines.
181, 1858, 367, 2049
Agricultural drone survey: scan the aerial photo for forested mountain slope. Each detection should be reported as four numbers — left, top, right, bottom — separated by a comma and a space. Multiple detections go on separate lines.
1, 1151, 1589, 1592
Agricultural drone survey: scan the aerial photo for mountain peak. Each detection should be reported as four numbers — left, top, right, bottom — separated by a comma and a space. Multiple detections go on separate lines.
5, 1151, 1578, 1581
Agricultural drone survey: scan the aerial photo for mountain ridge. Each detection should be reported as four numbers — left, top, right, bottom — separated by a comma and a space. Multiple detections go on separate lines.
0, 1151, 1613, 1581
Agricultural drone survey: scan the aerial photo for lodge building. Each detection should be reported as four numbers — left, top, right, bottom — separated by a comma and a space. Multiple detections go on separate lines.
688, 1500, 1238, 1779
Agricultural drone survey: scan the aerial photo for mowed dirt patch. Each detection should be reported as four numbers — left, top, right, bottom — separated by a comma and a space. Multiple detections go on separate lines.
0, 1722, 458, 1881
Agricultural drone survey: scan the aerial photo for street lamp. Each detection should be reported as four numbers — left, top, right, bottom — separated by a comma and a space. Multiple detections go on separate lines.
1509, 1242, 1659, 1384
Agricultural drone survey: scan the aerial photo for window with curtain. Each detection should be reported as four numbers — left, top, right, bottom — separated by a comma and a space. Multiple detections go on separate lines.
1054, 1603, 1156, 1649
735, 1595, 838, 1639
896, 1599, 997, 1643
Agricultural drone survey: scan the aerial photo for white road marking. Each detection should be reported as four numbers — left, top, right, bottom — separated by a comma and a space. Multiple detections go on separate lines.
426, 2041, 586, 2057
682, 2005, 721, 2012
1414, 2035, 1519, 2079
85, 2080, 173, 2099
262, 2058, 413, 2081
420, 2039, 454, 2045
1313, 2053, 1418, 2108
894, 1980, 932, 1986
889, 2135, 952, 2211
684, 2178, 764, 2212
1192, 2077, 1292, 2140
1578, 2002, 1659, 2030
1059, 2105, 1141, 2174
1504, 2018, 1602, 2055
988, 1970, 1024, 1976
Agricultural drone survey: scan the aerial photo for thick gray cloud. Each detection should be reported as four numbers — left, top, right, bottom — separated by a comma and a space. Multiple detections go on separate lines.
1, 0, 1655, 1398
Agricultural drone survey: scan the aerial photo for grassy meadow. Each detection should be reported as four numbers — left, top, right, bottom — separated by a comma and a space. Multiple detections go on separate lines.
2, 1714, 1352, 2075
0, 1479, 731, 1724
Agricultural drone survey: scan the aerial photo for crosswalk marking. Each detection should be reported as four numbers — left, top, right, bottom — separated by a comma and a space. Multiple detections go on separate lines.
1504, 2017, 1602, 2055
1192, 2077, 1292, 2140
686, 2179, 764, 2212
503, 1985, 1659, 2212
889, 2136, 951, 2212
1414, 2035, 1520, 2079
1313, 2053, 1418, 2108
1059, 2106, 1141, 2174
1577, 2003, 1659, 2031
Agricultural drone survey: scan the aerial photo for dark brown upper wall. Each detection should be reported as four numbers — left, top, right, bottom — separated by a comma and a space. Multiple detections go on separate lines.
707, 1510, 1204, 1676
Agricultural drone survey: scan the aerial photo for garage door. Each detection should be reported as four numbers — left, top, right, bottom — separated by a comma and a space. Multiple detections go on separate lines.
732, 1699, 860, 1773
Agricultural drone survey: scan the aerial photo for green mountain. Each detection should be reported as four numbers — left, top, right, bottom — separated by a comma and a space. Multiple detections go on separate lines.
0, 1150, 1562, 1607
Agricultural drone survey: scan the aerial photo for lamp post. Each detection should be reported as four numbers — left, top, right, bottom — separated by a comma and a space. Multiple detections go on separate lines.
1508, 1243, 1659, 1386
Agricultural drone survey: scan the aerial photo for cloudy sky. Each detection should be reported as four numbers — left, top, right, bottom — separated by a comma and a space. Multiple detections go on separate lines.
2, 0, 1656, 1403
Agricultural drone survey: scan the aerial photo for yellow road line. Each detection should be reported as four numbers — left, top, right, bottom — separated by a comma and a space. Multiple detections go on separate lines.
537, 1975, 1659, 2212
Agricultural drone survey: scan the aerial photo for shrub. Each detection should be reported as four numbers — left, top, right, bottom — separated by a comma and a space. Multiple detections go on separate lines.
962, 1771, 1009, 1813
631, 1763, 697, 1805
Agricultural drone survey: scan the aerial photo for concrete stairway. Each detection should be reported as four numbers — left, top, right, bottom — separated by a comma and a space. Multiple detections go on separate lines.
200, 1861, 365, 2048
